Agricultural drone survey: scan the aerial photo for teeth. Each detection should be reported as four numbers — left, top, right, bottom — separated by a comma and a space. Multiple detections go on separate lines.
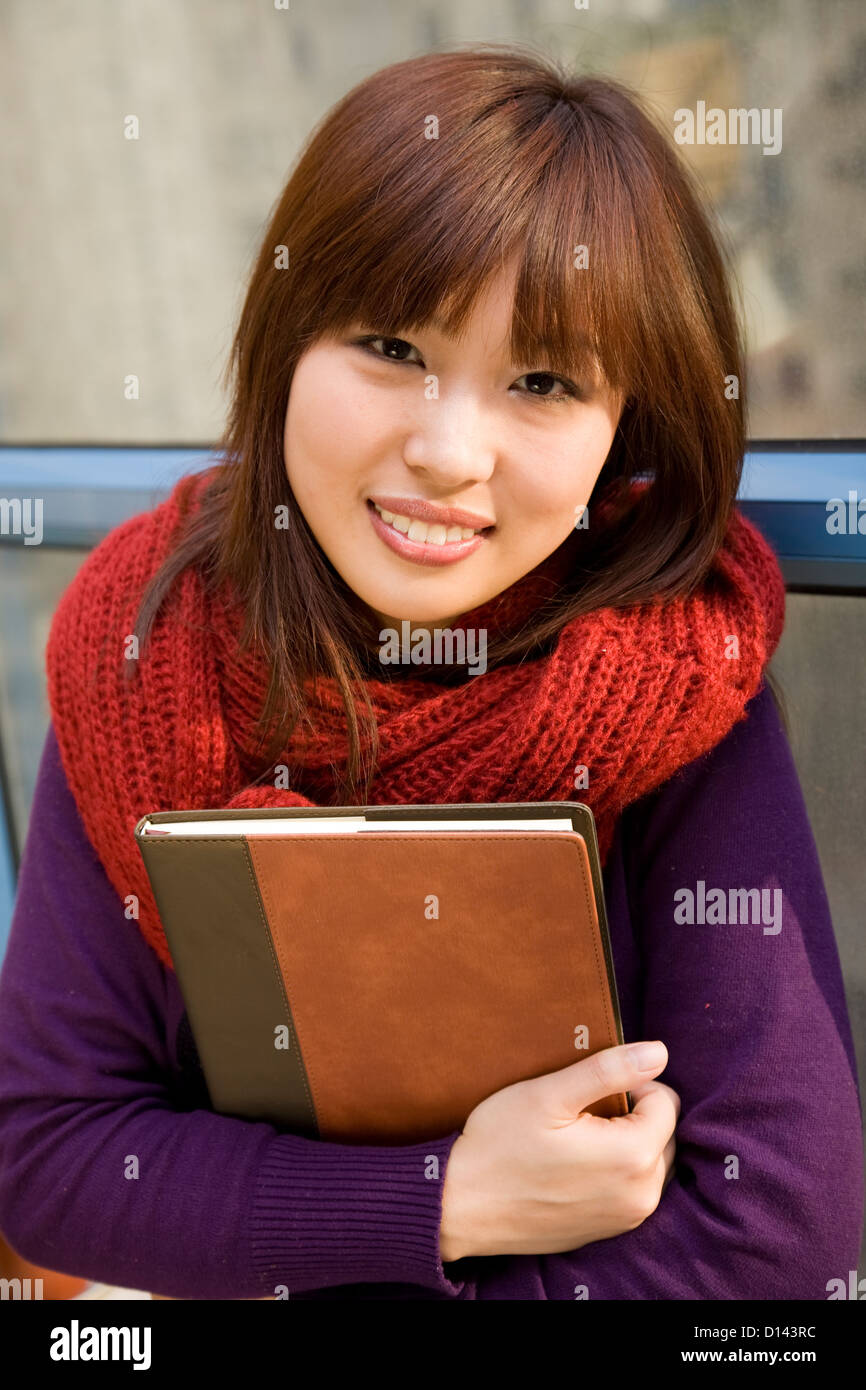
372, 502, 480, 545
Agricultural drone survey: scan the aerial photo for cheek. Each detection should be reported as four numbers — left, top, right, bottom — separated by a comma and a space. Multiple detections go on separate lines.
522, 412, 617, 519
287, 366, 389, 486
285, 356, 369, 482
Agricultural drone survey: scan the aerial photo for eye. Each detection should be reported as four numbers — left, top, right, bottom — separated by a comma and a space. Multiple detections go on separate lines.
512, 371, 583, 404
353, 333, 586, 403
354, 334, 422, 365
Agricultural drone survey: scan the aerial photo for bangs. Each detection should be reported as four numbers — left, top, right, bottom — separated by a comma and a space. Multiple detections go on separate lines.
304, 94, 655, 399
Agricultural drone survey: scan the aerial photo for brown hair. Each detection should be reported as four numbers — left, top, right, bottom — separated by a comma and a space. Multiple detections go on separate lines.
133, 42, 763, 804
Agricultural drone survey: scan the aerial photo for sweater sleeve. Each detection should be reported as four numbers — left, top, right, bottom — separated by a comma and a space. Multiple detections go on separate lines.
524, 682, 864, 1301
0, 723, 470, 1300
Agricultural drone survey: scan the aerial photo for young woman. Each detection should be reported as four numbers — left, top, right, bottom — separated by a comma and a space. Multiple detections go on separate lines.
0, 45, 861, 1301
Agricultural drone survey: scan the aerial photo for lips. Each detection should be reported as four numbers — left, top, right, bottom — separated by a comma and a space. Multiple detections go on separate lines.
371, 501, 480, 545
366, 499, 489, 568
367, 494, 495, 532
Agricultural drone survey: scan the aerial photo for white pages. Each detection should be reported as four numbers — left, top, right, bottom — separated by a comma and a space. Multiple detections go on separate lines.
139, 814, 576, 837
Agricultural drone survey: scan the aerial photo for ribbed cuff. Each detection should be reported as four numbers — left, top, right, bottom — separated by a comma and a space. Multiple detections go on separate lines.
247, 1128, 467, 1297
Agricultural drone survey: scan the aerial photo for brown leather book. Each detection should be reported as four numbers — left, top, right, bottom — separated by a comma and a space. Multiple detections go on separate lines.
135, 801, 629, 1144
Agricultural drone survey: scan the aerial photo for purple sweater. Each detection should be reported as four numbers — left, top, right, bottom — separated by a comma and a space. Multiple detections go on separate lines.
0, 684, 861, 1300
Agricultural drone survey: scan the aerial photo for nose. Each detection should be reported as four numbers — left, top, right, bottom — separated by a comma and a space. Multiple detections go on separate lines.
402, 394, 497, 491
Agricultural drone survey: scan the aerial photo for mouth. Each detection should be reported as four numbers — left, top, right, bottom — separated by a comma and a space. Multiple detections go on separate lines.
366, 498, 494, 568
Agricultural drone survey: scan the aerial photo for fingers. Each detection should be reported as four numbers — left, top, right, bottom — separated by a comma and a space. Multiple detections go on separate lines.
629, 1078, 681, 1123
620, 1080, 680, 1154
545, 1041, 670, 1118
660, 1133, 676, 1192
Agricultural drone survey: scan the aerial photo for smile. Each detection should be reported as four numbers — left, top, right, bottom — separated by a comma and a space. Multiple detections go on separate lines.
372, 501, 484, 544
366, 499, 492, 568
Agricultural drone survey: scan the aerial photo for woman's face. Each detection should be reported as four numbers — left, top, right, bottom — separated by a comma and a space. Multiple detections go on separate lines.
283, 264, 624, 634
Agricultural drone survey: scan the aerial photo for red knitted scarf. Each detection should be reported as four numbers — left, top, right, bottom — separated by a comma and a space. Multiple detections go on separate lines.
46, 466, 785, 970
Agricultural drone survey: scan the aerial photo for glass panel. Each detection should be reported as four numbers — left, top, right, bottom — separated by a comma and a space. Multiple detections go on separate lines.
0, 547, 88, 853
0, 0, 863, 442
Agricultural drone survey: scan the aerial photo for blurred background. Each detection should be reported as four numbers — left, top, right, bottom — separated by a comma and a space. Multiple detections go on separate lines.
0, 0, 863, 1294
1, 0, 865, 444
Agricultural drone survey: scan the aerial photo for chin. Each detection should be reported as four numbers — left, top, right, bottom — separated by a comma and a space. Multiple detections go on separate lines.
372, 606, 465, 628
362, 591, 480, 628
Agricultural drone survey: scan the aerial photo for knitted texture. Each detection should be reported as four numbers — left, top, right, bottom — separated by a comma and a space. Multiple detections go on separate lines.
46, 465, 785, 970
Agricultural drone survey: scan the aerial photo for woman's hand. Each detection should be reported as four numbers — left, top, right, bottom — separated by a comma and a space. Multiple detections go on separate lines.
439, 1041, 679, 1261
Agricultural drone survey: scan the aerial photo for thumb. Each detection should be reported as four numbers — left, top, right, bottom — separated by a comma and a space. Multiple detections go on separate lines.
537, 1041, 668, 1121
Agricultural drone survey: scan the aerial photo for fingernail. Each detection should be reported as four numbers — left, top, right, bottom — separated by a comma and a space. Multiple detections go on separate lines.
628, 1041, 667, 1071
